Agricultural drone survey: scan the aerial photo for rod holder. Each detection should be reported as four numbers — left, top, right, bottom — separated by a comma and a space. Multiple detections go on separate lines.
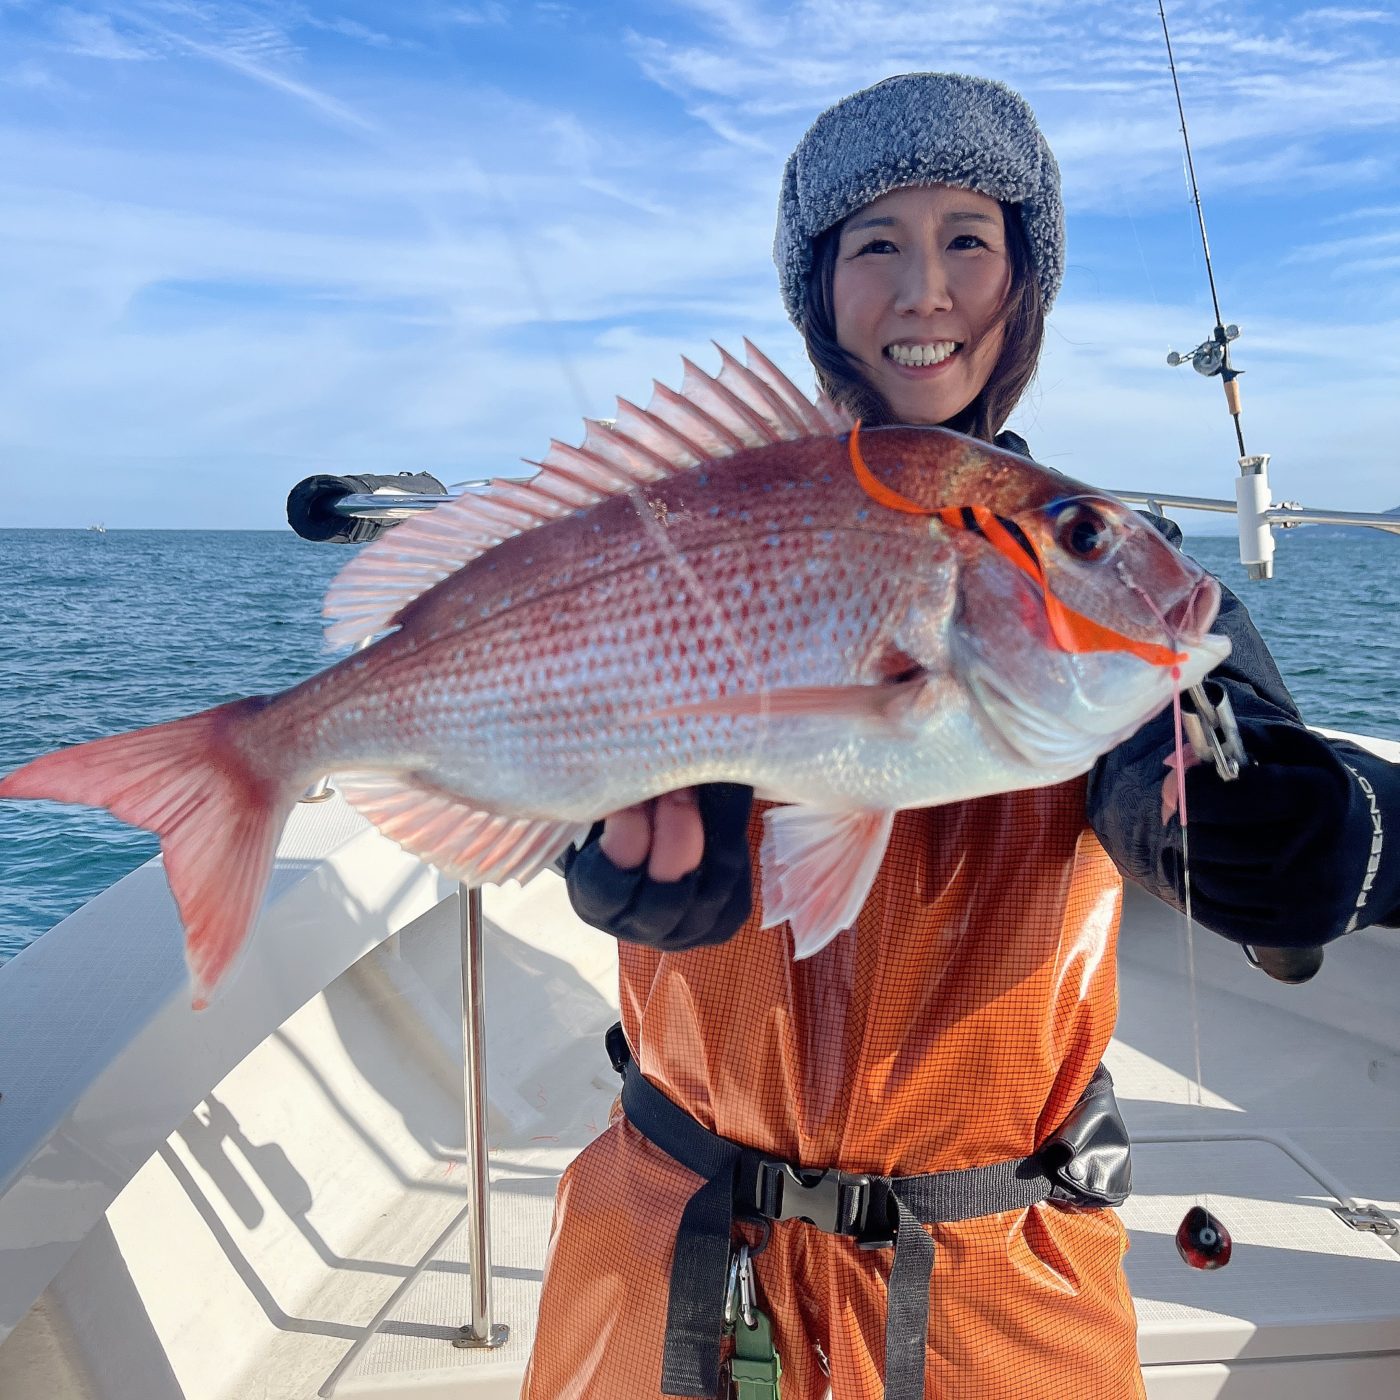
1235, 454, 1274, 580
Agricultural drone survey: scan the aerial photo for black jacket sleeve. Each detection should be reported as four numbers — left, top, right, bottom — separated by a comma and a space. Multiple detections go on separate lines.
1087, 515, 1400, 947
559, 784, 754, 950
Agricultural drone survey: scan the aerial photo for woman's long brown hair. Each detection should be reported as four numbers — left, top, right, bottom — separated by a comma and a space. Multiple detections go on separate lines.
800, 200, 1044, 442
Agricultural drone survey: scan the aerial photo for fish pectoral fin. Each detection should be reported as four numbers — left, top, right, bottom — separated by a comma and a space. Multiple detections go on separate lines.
760, 806, 896, 959
652, 676, 928, 726
338, 773, 589, 889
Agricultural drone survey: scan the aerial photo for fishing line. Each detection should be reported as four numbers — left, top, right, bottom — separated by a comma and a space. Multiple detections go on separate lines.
1119, 555, 1210, 1156
1169, 681, 1204, 1112
1157, 0, 1233, 1250
1157, 0, 1248, 460
420, 8, 768, 729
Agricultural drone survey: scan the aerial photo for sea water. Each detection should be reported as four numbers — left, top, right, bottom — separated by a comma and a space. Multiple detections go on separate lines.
1, 527, 1397, 960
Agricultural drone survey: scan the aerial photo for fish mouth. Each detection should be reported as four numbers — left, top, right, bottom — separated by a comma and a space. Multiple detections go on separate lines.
1163, 575, 1220, 646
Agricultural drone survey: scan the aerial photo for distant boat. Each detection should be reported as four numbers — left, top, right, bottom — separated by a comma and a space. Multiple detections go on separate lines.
86, 523, 106, 535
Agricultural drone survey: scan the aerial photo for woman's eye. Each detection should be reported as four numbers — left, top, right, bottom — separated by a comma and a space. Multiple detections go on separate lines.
1053, 502, 1114, 561
851, 238, 897, 256
948, 234, 987, 251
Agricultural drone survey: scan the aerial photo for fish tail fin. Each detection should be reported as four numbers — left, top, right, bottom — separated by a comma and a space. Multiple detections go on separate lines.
0, 696, 299, 1007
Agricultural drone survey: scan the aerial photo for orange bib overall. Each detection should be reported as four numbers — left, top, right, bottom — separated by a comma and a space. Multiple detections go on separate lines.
523, 781, 1145, 1400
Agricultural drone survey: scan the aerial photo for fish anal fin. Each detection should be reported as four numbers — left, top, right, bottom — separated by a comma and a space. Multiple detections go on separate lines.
760, 806, 896, 958
337, 773, 587, 889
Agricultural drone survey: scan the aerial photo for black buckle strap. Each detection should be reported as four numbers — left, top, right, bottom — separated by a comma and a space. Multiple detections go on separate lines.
604, 1025, 1127, 1400
751, 1160, 895, 1247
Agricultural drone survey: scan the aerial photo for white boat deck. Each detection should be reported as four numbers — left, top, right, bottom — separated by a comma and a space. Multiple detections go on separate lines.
1, 739, 1397, 1399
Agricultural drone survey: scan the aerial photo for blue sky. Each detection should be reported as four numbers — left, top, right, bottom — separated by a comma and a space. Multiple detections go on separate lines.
0, 0, 1397, 531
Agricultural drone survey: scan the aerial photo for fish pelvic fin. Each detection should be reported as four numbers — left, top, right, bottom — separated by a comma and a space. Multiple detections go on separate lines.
760, 806, 896, 959
0, 698, 297, 1009
336, 773, 589, 890
321, 343, 851, 650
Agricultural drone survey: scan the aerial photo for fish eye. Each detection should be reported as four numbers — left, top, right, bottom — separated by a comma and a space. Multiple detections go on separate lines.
1053, 501, 1113, 561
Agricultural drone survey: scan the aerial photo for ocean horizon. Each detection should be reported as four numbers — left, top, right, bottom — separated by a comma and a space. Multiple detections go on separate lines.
2, 525, 1397, 961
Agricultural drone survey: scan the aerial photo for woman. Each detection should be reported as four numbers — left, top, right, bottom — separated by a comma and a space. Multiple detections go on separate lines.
522, 73, 1400, 1400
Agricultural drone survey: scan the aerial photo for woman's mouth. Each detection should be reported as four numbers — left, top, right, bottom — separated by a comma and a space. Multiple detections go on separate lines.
883, 340, 961, 371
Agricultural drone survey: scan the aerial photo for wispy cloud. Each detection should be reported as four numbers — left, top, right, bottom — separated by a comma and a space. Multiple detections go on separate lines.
52, 6, 160, 60
0, 1, 1396, 528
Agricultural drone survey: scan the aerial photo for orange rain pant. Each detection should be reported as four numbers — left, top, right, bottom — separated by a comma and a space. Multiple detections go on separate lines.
523, 781, 1147, 1400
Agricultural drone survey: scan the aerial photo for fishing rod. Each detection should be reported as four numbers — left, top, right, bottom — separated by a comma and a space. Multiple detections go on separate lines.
1156, 0, 1284, 588
1154, 2, 1400, 568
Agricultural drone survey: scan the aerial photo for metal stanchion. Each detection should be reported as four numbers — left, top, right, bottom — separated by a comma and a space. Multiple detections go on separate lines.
453, 884, 509, 1349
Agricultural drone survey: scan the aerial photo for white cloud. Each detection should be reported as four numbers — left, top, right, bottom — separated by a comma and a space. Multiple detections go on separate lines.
0, 0, 1395, 529
52, 7, 160, 60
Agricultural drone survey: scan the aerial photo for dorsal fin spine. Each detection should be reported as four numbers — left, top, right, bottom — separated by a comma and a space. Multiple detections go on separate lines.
714, 343, 807, 436
649, 379, 747, 452
680, 356, 778, 444
615, 396, 707, 464
742, 339, 827, 433
583, 419, 675, 478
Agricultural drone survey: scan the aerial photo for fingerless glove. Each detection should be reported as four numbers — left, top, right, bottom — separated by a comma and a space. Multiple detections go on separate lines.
561, 784, 755, 950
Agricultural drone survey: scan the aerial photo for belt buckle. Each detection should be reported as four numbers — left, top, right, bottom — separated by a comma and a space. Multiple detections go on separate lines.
755, 1161, 888, 1244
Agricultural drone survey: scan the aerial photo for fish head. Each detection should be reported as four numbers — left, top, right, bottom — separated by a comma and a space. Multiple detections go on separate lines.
948, 491, 1231, 771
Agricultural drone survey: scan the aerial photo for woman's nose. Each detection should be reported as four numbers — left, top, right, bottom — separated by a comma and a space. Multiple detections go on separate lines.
894, 254, 953, 315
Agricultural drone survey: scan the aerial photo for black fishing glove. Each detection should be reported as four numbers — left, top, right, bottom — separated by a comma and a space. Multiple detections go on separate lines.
1090, 520, 1400, 947
1092, 709, 1400, 947
560, 784, 755, 950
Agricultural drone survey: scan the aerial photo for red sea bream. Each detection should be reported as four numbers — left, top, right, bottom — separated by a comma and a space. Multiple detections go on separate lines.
0, 344, 1229, 1003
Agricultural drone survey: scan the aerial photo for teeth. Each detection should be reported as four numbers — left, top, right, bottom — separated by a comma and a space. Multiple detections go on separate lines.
885, 341, 958, 367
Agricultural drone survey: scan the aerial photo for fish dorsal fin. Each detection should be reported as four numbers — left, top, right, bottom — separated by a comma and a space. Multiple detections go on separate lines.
322, 344, 848, 648
338, 771, 589, 890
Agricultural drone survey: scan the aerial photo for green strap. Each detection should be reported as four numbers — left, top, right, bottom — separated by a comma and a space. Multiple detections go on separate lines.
730, 1304, 782, 1400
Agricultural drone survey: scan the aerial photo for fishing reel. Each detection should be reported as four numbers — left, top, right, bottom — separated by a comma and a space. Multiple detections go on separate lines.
1166, 323, 1240, 379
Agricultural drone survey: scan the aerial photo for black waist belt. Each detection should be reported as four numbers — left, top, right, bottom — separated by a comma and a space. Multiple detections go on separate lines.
605, 1023, 1129, 1400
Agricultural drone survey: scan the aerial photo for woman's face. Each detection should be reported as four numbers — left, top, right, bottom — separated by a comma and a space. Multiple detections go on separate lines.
831, 184, 1013, 426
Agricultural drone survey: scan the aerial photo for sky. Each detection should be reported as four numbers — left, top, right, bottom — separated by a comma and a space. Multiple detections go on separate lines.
0, 0, 1397, 533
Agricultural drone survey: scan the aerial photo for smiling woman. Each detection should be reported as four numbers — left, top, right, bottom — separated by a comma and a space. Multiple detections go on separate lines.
830, 186, 1014, 428
526, 69, 1400, 1400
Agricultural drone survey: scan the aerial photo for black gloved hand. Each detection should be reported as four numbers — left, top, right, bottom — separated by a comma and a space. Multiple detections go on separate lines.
560, 784, 754, 951
1142, 722, 1394, 952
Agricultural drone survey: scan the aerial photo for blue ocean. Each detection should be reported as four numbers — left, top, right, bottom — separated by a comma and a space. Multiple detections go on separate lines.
1, 527, 1397, 961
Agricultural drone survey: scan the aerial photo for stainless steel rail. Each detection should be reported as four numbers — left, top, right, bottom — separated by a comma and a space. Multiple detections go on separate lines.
1110, 489, 1400, 536
453, 885, 508, 1349
335, 483, 1400, 539
332, 476, 532, 522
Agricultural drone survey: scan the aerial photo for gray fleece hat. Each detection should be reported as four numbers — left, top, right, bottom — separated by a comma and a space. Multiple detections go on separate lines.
774, 72, 1064, 324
